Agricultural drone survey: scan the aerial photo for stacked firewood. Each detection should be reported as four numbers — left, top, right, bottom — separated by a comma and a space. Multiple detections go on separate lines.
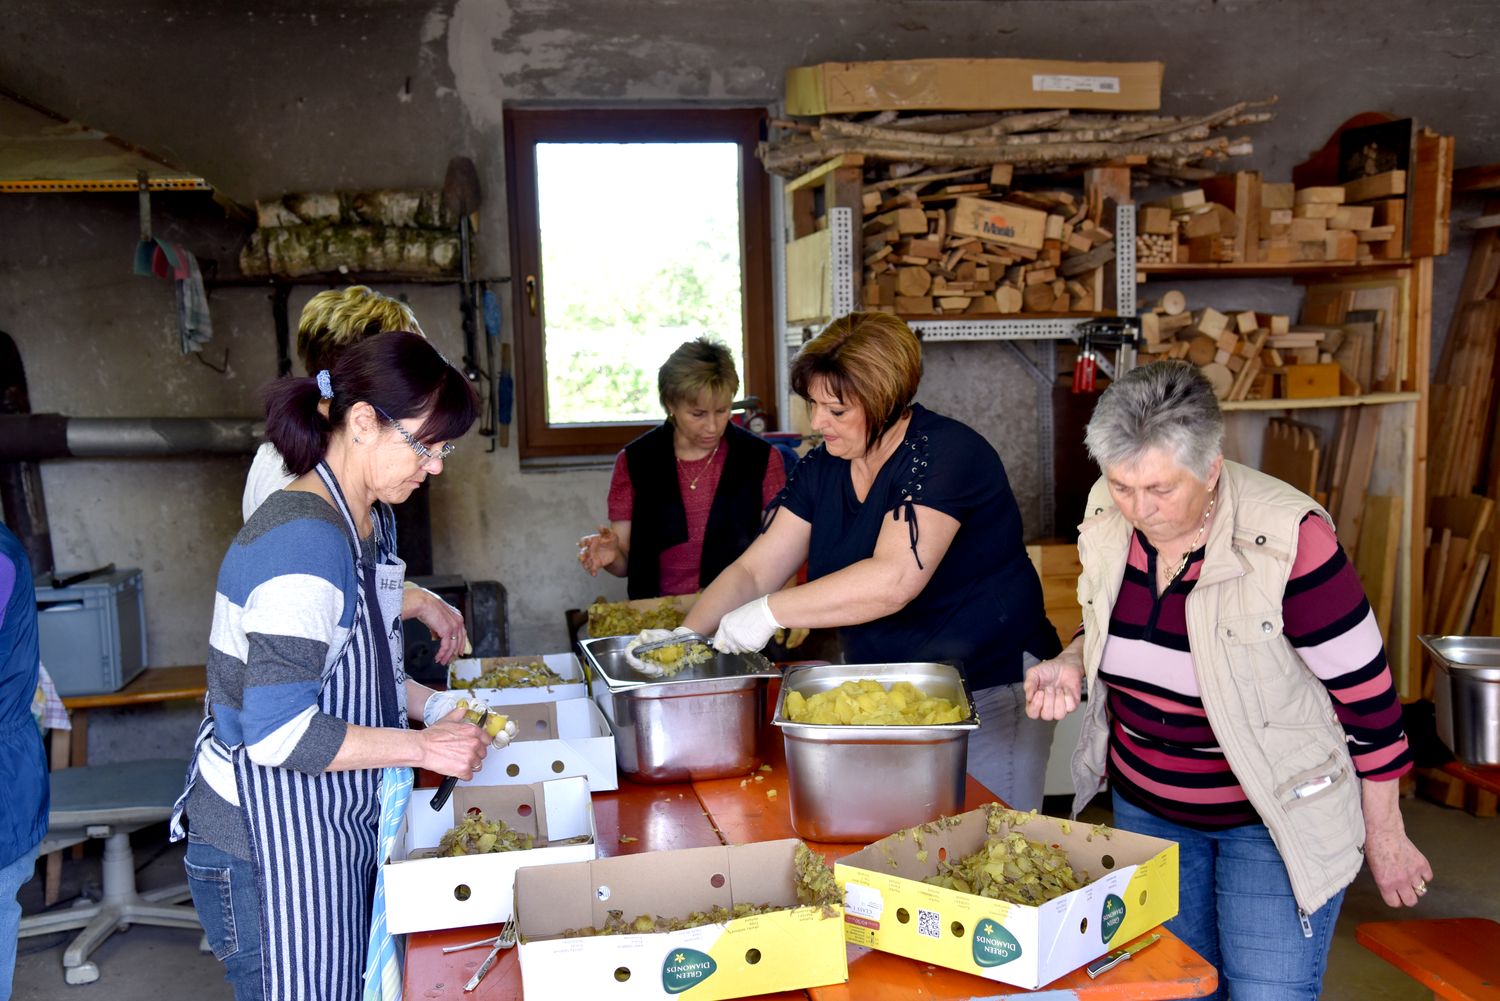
859, 166, 1116, 315
1134, 289, 1376, 402
759, 100, 1274, 180
1134, 171, 1405, 265
240, 189, 460, 278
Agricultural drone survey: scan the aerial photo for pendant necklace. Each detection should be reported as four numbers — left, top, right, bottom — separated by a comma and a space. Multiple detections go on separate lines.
1169, 491, 1216, 583
677, 439, 721, 491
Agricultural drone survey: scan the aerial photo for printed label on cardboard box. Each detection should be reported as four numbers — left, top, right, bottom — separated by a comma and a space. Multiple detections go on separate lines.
1101, 893, 1125, 943
1033, 73, 1121, 94
843, 882, 883, 935
661, 948, 717, 994
971, 920, 1023, 968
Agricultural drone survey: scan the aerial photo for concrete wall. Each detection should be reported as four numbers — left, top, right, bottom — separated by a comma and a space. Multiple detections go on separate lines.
3, 0, 1497, 708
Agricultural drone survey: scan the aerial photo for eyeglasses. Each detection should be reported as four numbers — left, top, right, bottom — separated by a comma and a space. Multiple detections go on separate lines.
371, 405, 456, 462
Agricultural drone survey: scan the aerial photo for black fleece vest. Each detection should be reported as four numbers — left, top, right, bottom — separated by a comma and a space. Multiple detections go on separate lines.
623, 421, 771, 599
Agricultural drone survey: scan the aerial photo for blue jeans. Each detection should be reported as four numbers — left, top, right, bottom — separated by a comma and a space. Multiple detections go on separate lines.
967, 671, 1055, 813
1111, 792, 1343, 1001
185, 835, 265, 1001
1, 845, 39, 1001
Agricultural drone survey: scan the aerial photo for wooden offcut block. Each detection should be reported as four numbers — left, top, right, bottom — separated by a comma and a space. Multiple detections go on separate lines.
1283, 362, 1342, 399
1261, 183, 1296, 209
1290, 217, 1329, 242
1295, 186, 1347, 206
1140, 205, 1174, 234
1344, 170, 1407, 204
1331, 205, 1376, 231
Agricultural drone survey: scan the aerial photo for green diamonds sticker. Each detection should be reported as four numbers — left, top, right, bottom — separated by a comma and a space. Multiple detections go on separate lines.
662, 948, 717, 994
1101, 894, 1126, 943
971, 920, 1023, 968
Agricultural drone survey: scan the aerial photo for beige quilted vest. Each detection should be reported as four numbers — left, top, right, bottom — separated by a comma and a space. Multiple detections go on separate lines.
1069, 460, 1365, 914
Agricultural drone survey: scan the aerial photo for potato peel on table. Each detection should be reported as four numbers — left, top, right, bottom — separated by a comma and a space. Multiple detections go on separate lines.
450, 658, 564, 690
436, 810, 533, 857
560, 844, 840, 937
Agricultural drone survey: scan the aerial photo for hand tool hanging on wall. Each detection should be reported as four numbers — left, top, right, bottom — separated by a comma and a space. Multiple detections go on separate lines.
482, 287, 511, 449
443, 157, 483, 385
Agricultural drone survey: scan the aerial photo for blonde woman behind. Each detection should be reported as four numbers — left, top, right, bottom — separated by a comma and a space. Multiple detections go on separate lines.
242, 286, 424, 521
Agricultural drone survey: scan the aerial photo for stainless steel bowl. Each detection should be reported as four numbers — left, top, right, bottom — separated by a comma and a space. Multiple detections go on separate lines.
1419, 635, 1500, 765
773, 662, 980, 842
577, 636, 779, 783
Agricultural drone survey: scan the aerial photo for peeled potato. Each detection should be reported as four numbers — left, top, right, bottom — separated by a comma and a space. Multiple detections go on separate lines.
784, 679, 965, 725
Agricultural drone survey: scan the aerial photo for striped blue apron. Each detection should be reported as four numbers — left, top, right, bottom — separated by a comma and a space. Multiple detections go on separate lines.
235, 464, 409, 1000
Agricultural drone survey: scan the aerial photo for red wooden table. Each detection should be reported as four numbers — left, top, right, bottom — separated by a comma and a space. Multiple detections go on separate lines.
403, 714, 1218, 1000
1356, 918, 1500, 1000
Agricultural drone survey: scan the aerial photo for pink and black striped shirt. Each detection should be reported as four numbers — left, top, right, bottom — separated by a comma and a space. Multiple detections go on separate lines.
1095, 513, 1412, 830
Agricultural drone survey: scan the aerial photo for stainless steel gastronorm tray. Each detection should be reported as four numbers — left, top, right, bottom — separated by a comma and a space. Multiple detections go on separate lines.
577, 635, 777, 693
773, 662, 980, 842
1418, 635, 1500, 766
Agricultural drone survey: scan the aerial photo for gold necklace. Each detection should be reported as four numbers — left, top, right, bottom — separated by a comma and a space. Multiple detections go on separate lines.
1167, 491, 1216, 582
676, 439, 721, 491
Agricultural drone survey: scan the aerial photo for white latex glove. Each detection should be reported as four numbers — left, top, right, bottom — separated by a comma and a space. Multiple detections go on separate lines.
424, 691, 519, 750
624, 626, 696, 676
422, 689, 468, 729
713, 596, 781, 654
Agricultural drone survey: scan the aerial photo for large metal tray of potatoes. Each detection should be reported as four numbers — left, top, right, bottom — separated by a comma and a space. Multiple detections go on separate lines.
773, 662, 979, 842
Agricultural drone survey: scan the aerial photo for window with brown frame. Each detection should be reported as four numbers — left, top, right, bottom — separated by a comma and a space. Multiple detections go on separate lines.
504, 108, 774, 459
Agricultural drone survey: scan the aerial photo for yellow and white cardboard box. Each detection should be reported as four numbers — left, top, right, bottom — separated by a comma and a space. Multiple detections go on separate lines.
383, 776, 596, 934
515, 840, 848, 1000
464, 696, 618, 792
449, 652, 589, 705
835, 805, 1178, 990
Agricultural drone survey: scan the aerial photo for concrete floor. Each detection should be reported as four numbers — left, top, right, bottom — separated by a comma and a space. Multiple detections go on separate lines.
11, 801, 1498, 1000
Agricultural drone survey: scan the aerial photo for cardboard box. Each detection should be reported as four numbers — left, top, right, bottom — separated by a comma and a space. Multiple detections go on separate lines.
950, 197, 1049, 251
785, 58, 1164, 116
449, 652, 589, 705
466, 697, 618, 792
516, 840, 848, 1000
835, 807, 1177, 990
384, 777, 596, 934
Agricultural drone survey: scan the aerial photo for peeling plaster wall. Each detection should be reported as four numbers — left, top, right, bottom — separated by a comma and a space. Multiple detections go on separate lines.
2, 0, 1498, 716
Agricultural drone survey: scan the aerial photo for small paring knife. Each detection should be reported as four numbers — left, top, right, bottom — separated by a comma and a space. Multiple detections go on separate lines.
1086, 932, 1161, 979
430, 708, 490, 811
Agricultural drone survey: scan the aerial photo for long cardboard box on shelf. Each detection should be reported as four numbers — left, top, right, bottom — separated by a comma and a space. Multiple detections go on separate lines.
785, 58, 1164, 116
515, 840, 848, 1001
448, 652, 589, 705
384, 777, 596, 934
836, 806, 1178, 990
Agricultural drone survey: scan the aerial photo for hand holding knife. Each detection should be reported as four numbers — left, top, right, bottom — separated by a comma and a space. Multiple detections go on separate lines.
430, 707, 491, 811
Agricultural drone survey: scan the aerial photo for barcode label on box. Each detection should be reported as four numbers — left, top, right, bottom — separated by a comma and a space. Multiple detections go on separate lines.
1032, 74, 1121, 94
917, 908, 941, 940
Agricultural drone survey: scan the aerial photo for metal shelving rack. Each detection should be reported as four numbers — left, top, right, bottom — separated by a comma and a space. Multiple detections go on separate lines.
780, 158, 1139, 537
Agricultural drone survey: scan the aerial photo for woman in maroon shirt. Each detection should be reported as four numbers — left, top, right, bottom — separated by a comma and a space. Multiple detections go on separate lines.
577, 338, 784, 599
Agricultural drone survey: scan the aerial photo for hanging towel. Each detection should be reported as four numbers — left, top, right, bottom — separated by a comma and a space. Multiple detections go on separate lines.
362, 765, 414, 1001
138, 239, 213, 355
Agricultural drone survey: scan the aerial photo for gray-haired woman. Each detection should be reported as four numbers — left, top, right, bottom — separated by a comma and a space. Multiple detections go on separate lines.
1025, 360, 1429, 1000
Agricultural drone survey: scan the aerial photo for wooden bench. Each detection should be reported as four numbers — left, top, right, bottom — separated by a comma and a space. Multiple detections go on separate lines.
1356, 918, 1500, 1000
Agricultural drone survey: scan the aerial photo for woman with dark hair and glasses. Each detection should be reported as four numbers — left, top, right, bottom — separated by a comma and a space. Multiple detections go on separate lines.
170, 332, 503, 1001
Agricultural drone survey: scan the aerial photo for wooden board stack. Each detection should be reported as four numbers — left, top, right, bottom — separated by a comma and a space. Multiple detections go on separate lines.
858, 166, 1115, 315
1133, 170, 1406, 264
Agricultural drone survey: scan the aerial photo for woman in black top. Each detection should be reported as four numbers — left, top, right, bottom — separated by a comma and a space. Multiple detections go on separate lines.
684, 312, 1061, 810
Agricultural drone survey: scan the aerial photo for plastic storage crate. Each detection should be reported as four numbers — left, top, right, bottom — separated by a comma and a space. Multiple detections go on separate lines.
35, 568, 147, 696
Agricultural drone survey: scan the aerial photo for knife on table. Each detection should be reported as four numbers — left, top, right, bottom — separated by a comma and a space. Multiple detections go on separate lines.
1086, 932, 1161, 979
430, 708, 490, 811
